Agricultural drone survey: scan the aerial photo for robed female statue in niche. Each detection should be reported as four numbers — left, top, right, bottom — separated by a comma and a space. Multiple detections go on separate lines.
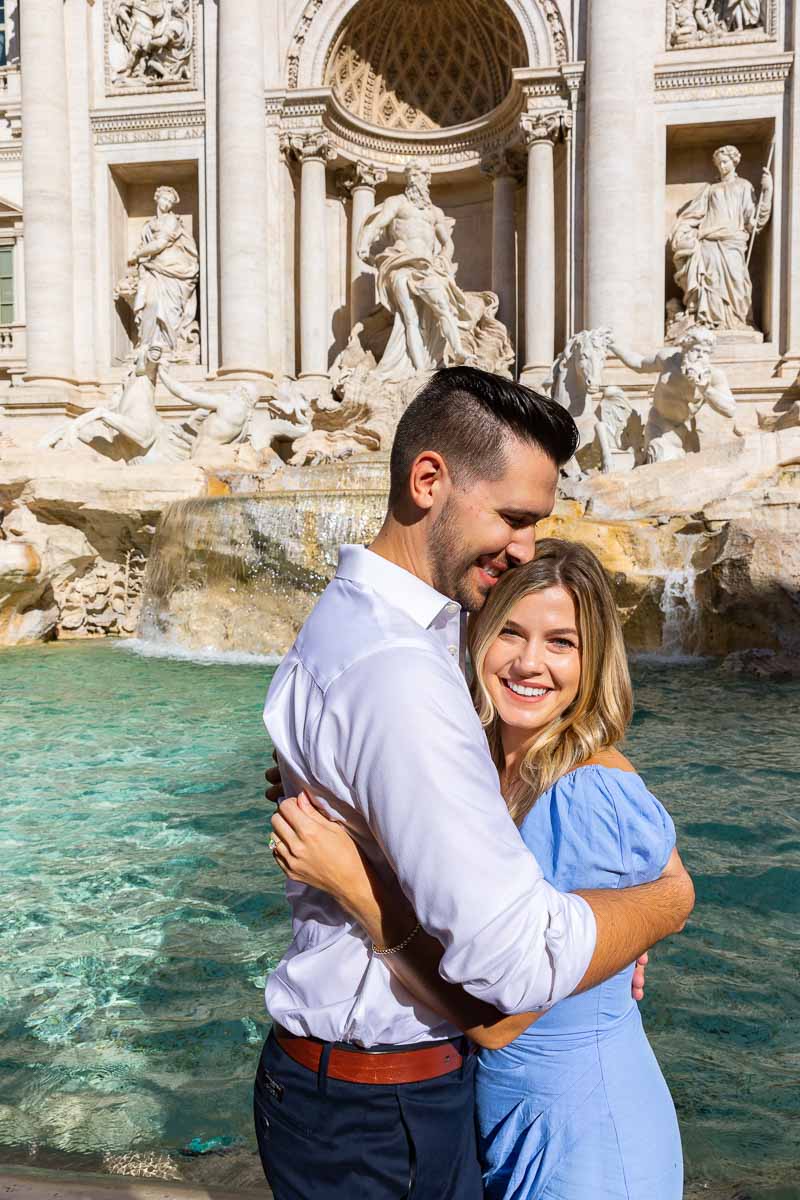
116, 185, 200, 362
669, 144, 772, 335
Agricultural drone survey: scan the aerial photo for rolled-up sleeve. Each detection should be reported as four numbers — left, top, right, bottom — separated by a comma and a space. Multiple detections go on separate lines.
312, 644, 596, 1013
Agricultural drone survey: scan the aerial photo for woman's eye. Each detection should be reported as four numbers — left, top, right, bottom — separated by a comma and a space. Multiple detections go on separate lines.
551, 638, 576, 649
499, 627, 520, 638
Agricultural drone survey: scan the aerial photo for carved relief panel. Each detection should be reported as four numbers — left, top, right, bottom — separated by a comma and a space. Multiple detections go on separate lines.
666, 0, 776, 49
104, 0, 198, 94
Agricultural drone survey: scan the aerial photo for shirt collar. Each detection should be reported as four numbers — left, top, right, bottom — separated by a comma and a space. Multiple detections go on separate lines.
335, 544, 460, 631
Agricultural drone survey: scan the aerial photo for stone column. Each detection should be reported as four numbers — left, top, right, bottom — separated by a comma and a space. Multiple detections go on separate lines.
217, 0, 271, 381
19, 0, 75, 386
283, 131, 336, 392
481, 151, 521, 348
341, 161, 387, 327
779, 0, 800, 374
584, 0, 656, 344
520, 112, 561, 381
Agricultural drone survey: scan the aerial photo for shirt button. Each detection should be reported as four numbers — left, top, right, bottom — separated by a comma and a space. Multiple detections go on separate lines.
446, 603, 459, 615
448, 645, 458, 657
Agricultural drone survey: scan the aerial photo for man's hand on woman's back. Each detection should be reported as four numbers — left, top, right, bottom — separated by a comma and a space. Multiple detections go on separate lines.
265, 752, 283, 804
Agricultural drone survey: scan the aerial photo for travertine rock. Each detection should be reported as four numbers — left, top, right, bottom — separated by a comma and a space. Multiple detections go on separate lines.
722, 648, 800, 680
694, 514, 800, 657
574, 429, 800, 521
0, 452, 208, 645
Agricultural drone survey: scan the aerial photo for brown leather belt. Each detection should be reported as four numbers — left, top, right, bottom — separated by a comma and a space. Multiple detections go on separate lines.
273, 1025, 466, 1085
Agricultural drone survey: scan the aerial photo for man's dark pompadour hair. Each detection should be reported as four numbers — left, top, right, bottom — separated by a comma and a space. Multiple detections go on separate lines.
388, 366, 579, 508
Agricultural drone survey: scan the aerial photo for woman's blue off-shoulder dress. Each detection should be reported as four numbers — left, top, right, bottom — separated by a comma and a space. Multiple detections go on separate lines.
476, 766, 683, 1200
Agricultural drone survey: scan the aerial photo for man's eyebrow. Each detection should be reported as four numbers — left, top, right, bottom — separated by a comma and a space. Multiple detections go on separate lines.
499, 508, 546, 522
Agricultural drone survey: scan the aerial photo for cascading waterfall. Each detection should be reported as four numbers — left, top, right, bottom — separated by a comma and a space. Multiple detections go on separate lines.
137, 473, 388, 657
656, 534, 702, 657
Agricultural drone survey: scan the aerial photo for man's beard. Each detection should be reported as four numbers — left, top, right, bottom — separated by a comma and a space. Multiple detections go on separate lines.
428, 496, 488, 613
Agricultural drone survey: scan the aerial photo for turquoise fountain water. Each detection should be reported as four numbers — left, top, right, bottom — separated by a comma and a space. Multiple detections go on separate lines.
1, 641, 798, 1197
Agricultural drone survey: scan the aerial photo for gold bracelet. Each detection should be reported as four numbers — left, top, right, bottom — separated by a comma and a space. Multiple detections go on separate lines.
372, 922, 421, 956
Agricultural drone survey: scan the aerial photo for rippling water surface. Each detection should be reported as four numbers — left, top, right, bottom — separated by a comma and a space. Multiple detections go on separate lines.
1, 641, 798, 1196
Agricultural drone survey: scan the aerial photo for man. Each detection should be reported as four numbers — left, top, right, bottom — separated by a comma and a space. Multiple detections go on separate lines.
610, 325, 739, 462
256, 367, 694, 1199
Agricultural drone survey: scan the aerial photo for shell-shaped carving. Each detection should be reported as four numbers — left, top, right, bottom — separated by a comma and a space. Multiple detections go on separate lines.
324, 0, 528, 132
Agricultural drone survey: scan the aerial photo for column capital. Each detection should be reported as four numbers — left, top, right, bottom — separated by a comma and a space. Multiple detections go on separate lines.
519, 110, 564, 149
480, 148, 524, 182
280, 129, 337, 166
353, 159, 388, 191
336, 159, 388, 198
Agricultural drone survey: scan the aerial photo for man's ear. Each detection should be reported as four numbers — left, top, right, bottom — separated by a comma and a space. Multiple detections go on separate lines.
407, 450, 449, 512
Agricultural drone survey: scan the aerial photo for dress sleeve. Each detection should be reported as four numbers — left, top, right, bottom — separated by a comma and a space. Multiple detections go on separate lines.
526, 767, 677, 893
592, 769, 677, 888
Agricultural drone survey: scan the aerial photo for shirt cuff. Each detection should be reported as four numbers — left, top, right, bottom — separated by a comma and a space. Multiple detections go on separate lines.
543, 892, 597, 1006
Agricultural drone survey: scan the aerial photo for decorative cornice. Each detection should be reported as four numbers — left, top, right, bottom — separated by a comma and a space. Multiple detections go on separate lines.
0, 144, 21, 163
271, 70, 569, 172
655, 53, 792, 100
90, 107, 205, 145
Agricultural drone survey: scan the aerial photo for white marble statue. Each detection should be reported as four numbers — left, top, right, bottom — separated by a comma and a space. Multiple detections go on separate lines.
355, 160, 513, 381
159, 369, 312, 464
669, 0, 764, 44
115, 186, 200, 363
40, 344, 184, 464
610, 326, 740, 463
726, 0, 763, 30
109, 0, 193, 85
669, 145, 772, 334
547, 328, 640, 476
159, 367, 259, 459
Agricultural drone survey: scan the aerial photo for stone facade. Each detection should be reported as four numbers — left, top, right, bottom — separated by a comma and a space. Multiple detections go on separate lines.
0, 0, 796, 422
1, 1, 800, 658
0, 0, 795, 427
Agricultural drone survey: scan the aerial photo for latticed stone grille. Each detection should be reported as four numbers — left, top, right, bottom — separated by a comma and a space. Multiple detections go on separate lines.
324, 0, 528, 131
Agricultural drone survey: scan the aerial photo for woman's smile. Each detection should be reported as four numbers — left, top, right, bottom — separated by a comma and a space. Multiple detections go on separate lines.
501, 679, 552, 701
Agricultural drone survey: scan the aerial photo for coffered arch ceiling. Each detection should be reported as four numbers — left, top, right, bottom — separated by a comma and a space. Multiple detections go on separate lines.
322, 0, 530, 132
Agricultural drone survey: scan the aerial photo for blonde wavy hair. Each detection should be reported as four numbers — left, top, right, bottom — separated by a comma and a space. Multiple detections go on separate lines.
468, 538, 633, 825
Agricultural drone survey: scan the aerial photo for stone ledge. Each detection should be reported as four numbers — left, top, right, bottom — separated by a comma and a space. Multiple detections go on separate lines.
0, 1165, 269, 1200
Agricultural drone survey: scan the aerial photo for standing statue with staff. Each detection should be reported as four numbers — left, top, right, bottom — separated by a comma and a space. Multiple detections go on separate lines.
669, 143, 773, 334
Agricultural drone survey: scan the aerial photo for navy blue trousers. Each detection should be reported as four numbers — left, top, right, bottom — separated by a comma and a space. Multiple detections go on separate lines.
254, 1031, 483, 1199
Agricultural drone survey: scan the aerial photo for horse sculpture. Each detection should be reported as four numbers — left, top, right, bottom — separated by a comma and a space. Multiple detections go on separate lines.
40, 344, 185, 464
546, 327, 641, 475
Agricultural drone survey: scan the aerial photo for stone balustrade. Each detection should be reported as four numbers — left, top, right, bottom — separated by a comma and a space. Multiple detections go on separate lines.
0, 322, 26, 368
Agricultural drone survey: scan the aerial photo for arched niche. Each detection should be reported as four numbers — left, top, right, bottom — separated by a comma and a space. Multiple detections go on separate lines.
288, 0, 570, 98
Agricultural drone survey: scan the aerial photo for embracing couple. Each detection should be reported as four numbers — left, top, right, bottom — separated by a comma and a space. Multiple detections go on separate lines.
255, 367, 695, 1200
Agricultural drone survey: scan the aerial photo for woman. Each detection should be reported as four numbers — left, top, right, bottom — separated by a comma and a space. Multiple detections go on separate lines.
270, 539, 683, 1198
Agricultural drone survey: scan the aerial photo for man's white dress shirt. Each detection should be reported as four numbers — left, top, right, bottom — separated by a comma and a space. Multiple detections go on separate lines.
263, 545, 596, 1047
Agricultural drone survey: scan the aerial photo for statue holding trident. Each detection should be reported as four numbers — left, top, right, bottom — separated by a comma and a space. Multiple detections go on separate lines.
669, 144, 773, 334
